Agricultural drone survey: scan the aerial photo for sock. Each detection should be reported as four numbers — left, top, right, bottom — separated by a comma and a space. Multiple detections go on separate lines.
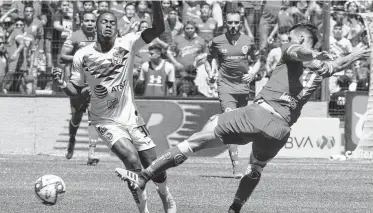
143, 140, 193, 180
228, 144, 239, 166
231, 165, 262, 210
154, 179, 168, 195
88, 125, 98, 157
69, 120, 80, 137
127, 170, 149, 213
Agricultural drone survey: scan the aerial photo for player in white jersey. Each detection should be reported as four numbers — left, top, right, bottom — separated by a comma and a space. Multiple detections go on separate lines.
52, 4, 176, 213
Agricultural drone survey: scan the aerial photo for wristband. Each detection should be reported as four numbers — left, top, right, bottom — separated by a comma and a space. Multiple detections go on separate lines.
59, 81, 67, 89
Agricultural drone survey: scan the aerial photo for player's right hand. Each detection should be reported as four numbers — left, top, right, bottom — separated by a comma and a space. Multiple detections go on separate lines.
52, 67, 64, 86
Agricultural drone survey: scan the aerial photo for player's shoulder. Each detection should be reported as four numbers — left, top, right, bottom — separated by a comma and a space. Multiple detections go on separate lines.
74, 42, 95, 57
211, 34, 226, 44
118, 32, 142, 44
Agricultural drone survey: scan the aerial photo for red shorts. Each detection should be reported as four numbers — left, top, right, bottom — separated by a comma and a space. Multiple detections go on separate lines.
218, 92, 250, 112
214, 103, 291, 161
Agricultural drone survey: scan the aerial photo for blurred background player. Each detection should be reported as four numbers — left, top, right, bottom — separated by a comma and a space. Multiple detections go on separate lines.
115, 23, 370, 213
53, 3, 177, 213
59, 12, 99, 165
136, 43, 175, 97
205, 9, 261, 178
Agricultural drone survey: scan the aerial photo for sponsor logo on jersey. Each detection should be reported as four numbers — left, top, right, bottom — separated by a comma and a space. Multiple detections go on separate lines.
111, 80, 127, 93
148, 75, 162, 85
279, 93, 298, 109
107, 98, 119, 110
227, 55, 245, 60
221, 49, 227, 53
94, 85, 108, 99
113, 46, 129, 65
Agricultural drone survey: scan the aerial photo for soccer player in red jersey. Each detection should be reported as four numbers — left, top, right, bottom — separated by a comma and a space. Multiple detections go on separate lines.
205, 11, 262, 178
59, 12, 98, 165
115, 23, 370, 212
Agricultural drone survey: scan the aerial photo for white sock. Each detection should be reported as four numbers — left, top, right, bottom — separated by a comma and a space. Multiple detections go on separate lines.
154, 180, 168, 195
130, 187, 149, 213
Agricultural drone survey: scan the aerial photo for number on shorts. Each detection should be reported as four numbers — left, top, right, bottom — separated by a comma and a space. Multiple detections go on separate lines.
138, 125, 150, 138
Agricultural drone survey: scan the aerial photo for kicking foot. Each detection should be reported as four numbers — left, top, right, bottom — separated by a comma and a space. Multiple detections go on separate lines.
157, 187, 177, 213
115, 168, 146, 190
87, 156, 99, 166
65, 136, 76, 159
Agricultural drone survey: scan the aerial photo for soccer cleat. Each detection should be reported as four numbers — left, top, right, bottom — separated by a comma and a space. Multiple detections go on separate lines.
156, 187, 177, 213
115, 168, 146, 190
65, 136, 76, 159
87, 156, 99, 166
233, 165, 243, 179
228, 207, 239, 213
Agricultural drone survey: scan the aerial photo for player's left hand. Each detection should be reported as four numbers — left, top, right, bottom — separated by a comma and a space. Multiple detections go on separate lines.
242, 72, 255, 84
81, 86, 91, 99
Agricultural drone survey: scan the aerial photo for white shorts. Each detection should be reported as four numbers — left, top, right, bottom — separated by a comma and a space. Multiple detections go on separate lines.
93, 122, 156, 151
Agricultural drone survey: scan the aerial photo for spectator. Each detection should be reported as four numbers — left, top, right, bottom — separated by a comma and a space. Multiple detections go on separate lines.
167, 20, 206, 80
161, 0, 173, 19
0, 36, 6, 93
137, 44, 175, 97
356, 66, 370, 92
118, 3, 140, 36
110, 1, 126, 18
177, 64, 199, 97
182, 0, 201, 22
328, 75, 352, 120
3, 17, 25, 93
93, 1, 110, 17
159, 6, 184, 46
330, 22, 353, 58
194, 2, 218, 43
40, 1, 55, 73
52, 1, 73, 67
24, 5, 44, 59
136, 1, 152, 25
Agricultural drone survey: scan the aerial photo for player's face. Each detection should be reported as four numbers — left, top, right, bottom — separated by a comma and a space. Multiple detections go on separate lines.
83, 2, 94, 12
139, 22, 149, 32
82, 14, 96, 33
24, 7, 34, 21
97, 13, 117, 39
126, 5, 136, 18
184, 24, 196, 38
137, 1, 148, 13
201, 5, 210, 17
226, 13, 241, 35
149, 49, 161, 61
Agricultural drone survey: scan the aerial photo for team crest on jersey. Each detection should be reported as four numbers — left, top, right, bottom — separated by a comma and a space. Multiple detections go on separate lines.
112, 47, 129, 65
242, 46, 249, 54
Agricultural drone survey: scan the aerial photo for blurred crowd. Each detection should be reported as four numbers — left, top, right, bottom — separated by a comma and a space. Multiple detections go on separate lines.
0, 0, 371, 105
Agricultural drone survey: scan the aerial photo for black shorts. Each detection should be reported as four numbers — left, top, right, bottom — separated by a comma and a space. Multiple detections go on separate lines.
70, 96, 90, 114
214, 103, 291, 161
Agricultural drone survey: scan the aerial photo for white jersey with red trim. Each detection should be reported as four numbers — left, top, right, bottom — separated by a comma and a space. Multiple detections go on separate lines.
70, 32, 146, 126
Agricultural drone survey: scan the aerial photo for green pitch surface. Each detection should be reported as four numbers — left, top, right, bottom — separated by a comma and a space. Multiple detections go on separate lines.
1, 154, 373, 213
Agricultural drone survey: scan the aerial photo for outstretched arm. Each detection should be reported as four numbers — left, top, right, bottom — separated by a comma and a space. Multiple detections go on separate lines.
141, 2, 164, 44
286, 45, 333, 62
329, 47, 371, 74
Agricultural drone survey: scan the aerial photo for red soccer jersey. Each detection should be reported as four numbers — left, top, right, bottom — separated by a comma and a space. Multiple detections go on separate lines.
255, 42, 334, 126
208, 33, 257, 94
63, 29, 96, 55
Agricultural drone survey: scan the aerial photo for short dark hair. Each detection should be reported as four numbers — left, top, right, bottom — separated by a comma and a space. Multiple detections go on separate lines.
289, 23, 319, 47
82, 1, 94, 5
148, 43, 163, 52
200, 2, 210, 9
125, 3, 136, 10
334, 22, 343, 29
337, 75, 352, 90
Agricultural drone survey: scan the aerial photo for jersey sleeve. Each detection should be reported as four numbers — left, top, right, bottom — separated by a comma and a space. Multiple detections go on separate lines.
70, 50, 86, 87
280, 41, 302, 62
305, 59, 334, 77
121, 32, 146, 53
